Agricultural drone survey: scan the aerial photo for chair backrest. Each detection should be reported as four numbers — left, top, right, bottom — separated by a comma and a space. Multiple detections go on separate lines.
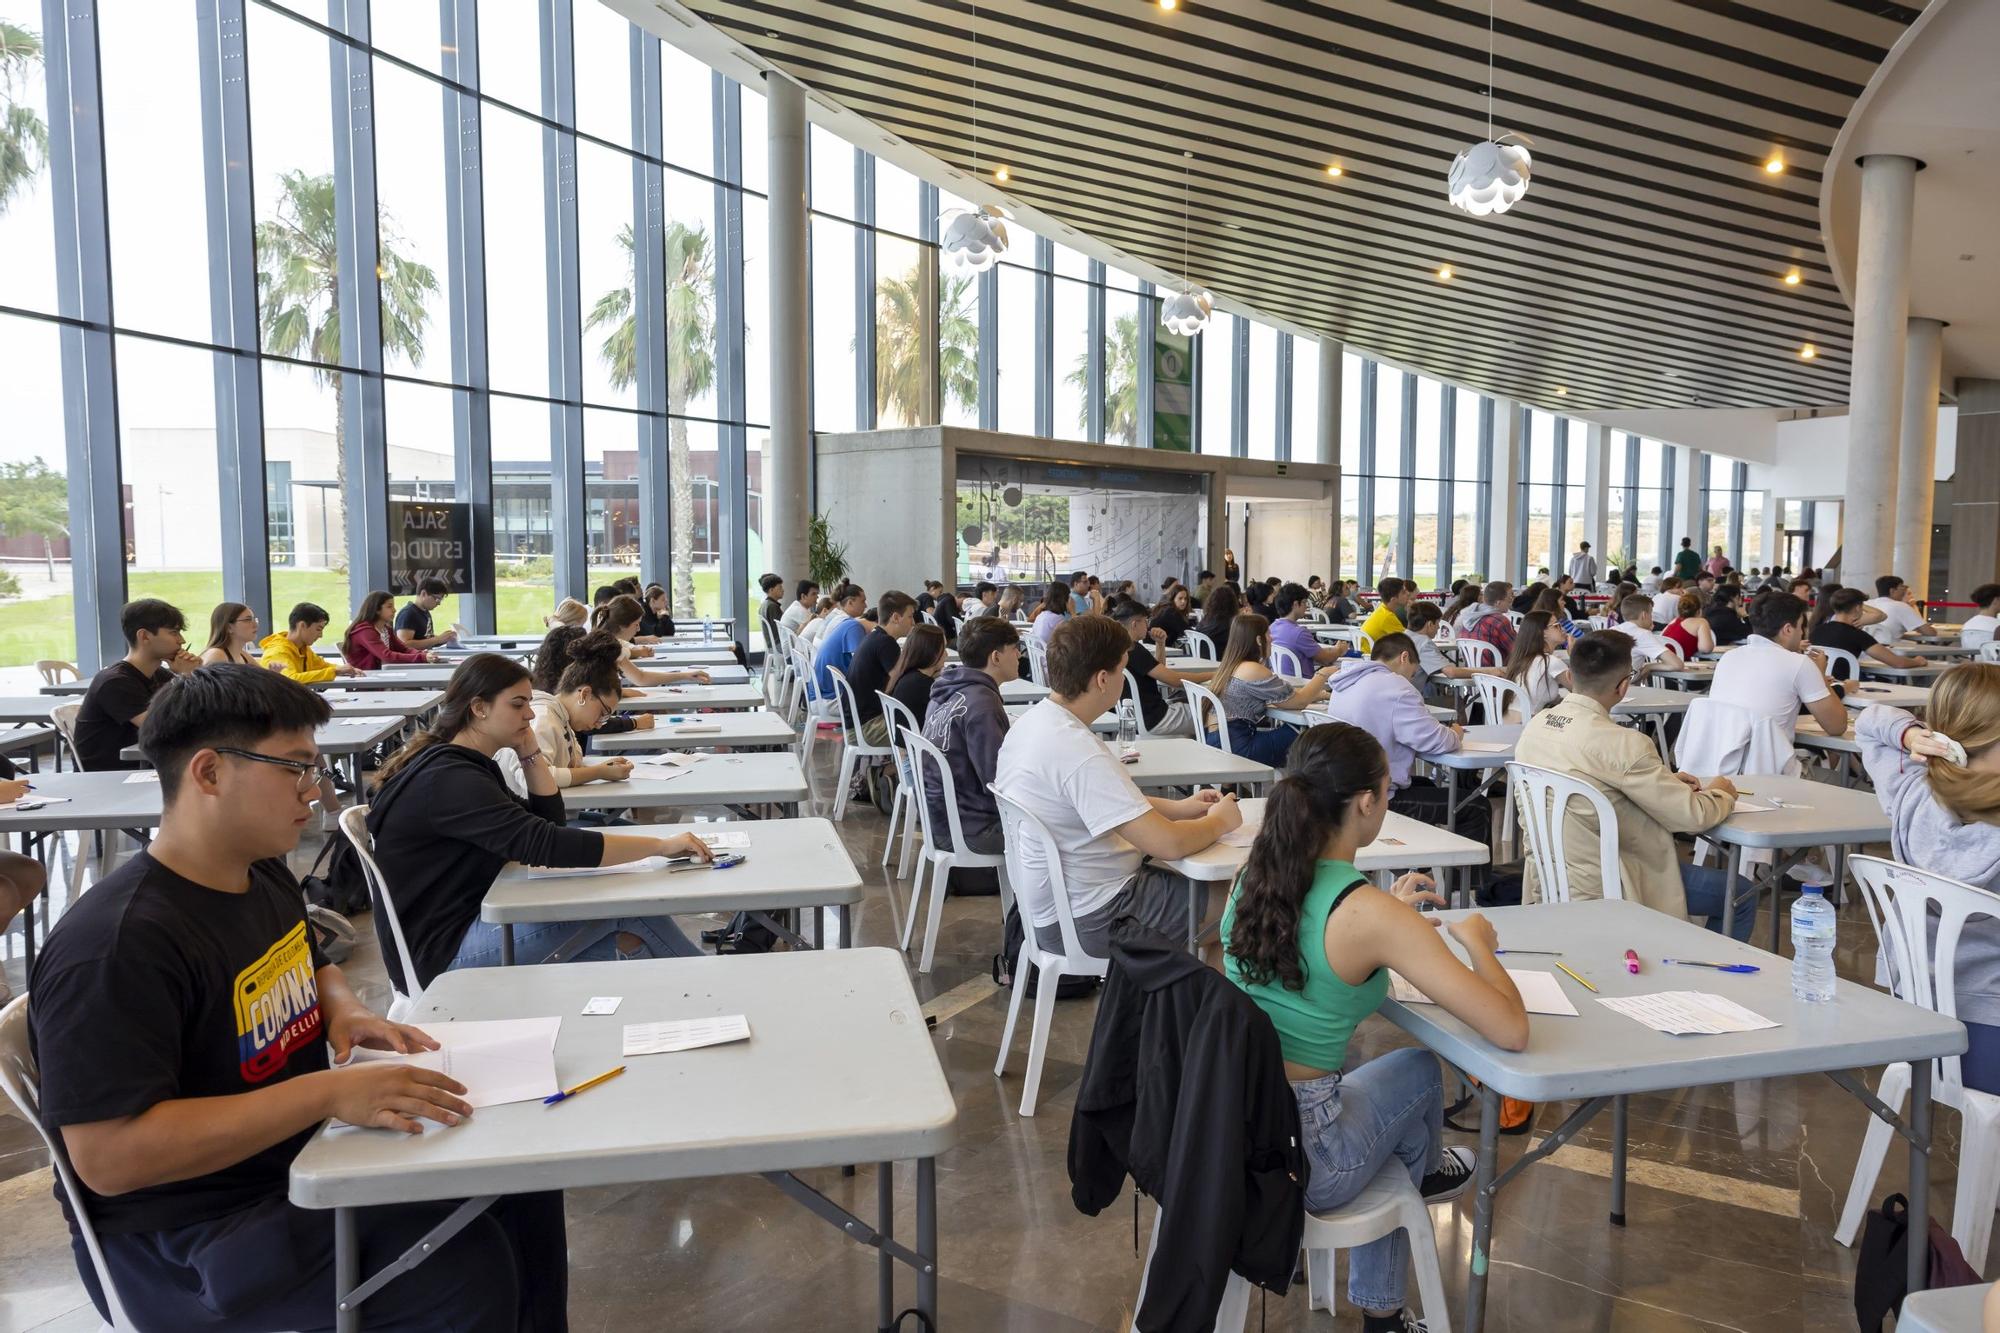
1456, 637, 1501, 670
1120, 669, 1162, 737
1979, 640, 2000, 665
1182, 629, 1217, 661
1269, 644, 1305, 678
826, 666, 868, 746
338, 805, 425, 1012
1183, 679, 1231, 754
921, 609, 938, 627
1505, 611, 1524, 626
1819, 644, 1861, 682
1849, 855, 2000, 1101
990, 786, 1106, 973
36, 660, 79, 686
48, 701, 81, 767
1472, 673, 1530, 724
1507, 762, 1624, 906
1024, 634, 1050, 684
791, 642, 824, 701
877, 691, 922, 780
903, 728, 1008, 899
1677, 696, 1800, 778
0, 995, 138, 1330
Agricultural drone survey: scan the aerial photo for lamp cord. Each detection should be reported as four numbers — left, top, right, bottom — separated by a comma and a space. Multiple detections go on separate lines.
1487, 0, 1495, 140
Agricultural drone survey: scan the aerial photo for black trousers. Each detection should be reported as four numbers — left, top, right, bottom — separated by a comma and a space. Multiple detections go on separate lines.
86, 1189, 568, 1332
1390, 774, 1493, 849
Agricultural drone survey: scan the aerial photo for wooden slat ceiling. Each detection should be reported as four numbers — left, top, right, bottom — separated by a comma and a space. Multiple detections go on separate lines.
675, 0, 1924, 413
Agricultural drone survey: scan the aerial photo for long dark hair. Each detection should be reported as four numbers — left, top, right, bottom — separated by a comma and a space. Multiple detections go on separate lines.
555, 630, 626, 700
1226, 723, 1389, 991
376, 653, 531, 783
1442, 585, 1479, 626
531, 624, 588, 693
886, 624, 947, 696
1812, 584, 1865, 633
591, 593, 644, 636
1031, 580, 1070, 619
1197, 583, 1242, 632
1211, 612, 1271, 685
1503, 611, 1556, 683
343, 590, 396, 656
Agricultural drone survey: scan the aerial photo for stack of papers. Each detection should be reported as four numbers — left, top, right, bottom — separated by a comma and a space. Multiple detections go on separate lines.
622, 1015, 751, 1056
330, 716, 388, 728
1218, 818, 1263, 848
341, 1017, 562, 1112
122, 771, 160, 784
1597, 991, 1779, 1035
1390, 969, 1579, 1017
694, 830, 750, 850
627, 756, 704, 782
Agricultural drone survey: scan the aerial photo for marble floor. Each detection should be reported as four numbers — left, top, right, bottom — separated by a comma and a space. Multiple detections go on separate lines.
0, 747, 1974, 1332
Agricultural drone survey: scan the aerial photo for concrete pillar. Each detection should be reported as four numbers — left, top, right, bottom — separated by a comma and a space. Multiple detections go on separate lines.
1671, 447, 1703, 562
1581, 422, 1611, 575
1838, 154, 1919, 592
1312, 337, 1341, 467
1893, 317, 1945, 598
1487, 399, 1522, 581
764, 76, 810, 586
1948, 380, 2000, 608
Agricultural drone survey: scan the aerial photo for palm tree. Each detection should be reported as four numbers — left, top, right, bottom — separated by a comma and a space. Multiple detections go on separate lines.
586, 221, 716, 619
254, 169, 439, 507
1066, 310, 1141, 444
0, 20, 48, 215
874, 267, 976, 427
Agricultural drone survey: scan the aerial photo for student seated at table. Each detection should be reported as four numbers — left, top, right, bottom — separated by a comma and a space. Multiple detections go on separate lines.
1269, 582, 1345, 668
591, 595, 714, 688
885, 622, 950, 729
961, 580, 999, 621
757, 573, 787, 650
1709, 591, 1848, 742
811, 583, 872, 693
1454, 581, 1517, 660
780, 578, 820, 635
1857, 665, 2000, 1092
921, 616, 1019, 858
1961, 584, 2000, 650
0, 840, 44, 1004
1503, 610, 1572, 712
1406, 602, 1505, 686
29, 663, 568, 1331
257, 601, 355, 684
796, 594, 836, 647
199, 601, 259, 666
524, 631, 647, 789
1223, 721, 1525, 1333
1192, 582, 1241, 649
1865, 574, 1932, 645
1810, 586, 1926, 681
994, 615, 1241, 957
1150, 583, 1193, 645
546, 596, 589, 630
1529, 586, 1583, 643
1662, 591, 1714, 660
1359, 577, 1413, 645
1109, 596, 1210, 736
529, 623, 648, 735
1322, 632, 1486, 844
996, 584, 1026, 621
1704, 585, 1751, 646
74, 598, 201, 771
367, 653, 715, 988
393, 577, 458, 651
1030, 579, 1072, 645
849, 590, 919, 744
1606, 593, 1685, 673
1204, 613, 1335, 767
341, 591, 439, 671
1514, 631, 1758, 942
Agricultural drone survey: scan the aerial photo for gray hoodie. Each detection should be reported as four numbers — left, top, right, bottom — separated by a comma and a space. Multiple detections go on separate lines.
1323, 660, 1460, 789
1857, 704, 2000, 1024
921, 665, 1011, 845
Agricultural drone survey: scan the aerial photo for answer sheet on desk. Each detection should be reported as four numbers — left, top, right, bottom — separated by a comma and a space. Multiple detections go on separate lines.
1597, 991, 1779, 1035
1390, 968, 1579, 1017
343, 1017, 562, 1109
623, 1014, 751, 1056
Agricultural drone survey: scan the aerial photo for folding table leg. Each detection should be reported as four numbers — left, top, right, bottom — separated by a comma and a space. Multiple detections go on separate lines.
916, 1157, 939, 1325
878, 1161, 896, 1333
335, 1207, 359, 1333
1610, 1094, 1629, 1226
1910, 1061, 1933, 1297
1464, 1084, 1501, 1333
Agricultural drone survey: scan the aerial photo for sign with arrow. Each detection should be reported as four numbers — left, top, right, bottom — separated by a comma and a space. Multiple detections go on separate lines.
387, 501, 471, 594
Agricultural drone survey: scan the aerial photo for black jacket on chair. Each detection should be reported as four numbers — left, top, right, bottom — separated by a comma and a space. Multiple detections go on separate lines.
1068, 918, 1306, 1333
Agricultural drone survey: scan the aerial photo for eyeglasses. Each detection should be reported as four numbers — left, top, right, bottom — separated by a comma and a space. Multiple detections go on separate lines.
212, 746, 335, 794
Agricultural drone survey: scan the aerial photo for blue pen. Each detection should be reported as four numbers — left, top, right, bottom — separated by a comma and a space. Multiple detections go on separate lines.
1663, 958, 1760, 974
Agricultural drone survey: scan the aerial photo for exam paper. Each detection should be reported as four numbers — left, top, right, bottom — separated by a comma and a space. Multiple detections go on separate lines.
1732, 797, 1778, 813
1460, 740, 1511, 754
694, 830, 750, 850
1597, 991, 1779, 1036
622, 1015, 750, 1056
1390, 969, 1579, 1017
520, 856, 670, 880
123, 771, 159, 784
330, 716, 388, 728
1218, 819, 1263, 848
342, 1017, 562, 1111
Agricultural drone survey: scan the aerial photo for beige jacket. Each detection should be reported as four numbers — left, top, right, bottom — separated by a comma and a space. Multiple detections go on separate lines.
529, 690, 589, 788
1512, 693, 1737, 923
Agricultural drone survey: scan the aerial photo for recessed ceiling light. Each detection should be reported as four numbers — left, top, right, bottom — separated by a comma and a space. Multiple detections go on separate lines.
1436, 265, 1453, 281
1222, 221, 1242, 230
1764, 154, 1785, 175
1799, 342, 1817, 359
1783, 269, 1802, 286
1555, 386, 1567, 396
1159, 0, 1178, 9
993, 166, 1010, 182
1663, 370, 1680, 378
1326, 163, 1343, 177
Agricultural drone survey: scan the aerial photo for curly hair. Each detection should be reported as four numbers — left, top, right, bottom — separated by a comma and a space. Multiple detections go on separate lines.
1225, 722, 1389, 992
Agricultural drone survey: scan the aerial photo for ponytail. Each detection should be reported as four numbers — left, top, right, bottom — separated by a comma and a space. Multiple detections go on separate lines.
375, 653, 528, 784
1923, 665, 2000, 826
1225, 722, 1390, 991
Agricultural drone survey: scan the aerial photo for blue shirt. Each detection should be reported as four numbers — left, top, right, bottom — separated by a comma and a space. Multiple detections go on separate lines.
813, 615, 868, 695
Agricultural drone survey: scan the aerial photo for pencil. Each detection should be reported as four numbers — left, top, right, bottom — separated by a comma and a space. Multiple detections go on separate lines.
1554, 960, 1599, 994
544, 1065, 626, 1105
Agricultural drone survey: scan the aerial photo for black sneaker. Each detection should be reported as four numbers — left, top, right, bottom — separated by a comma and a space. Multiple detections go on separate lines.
1360, 1310, 1432, 1333
1419, 1146, 1476, 1203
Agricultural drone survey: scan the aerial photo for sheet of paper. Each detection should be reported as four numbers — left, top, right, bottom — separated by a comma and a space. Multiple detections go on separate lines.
665, 723, 724, 735
1597, 991, 1779, 1036
622, 1014, 751, 1056
1218, 818, 1262, 848
519, 855, 669, 880
0, 797, 71, 811
1390, 969, 1580, 1017
582, 996, 622, 1015
330, 716, 388, 727
122, 771, 159, 784
694, 830, 750, 850
343, 1017, 562, 1111
1460, 740, 1511, 753
1732, 797, 1778, 813
625, 762, 695, 783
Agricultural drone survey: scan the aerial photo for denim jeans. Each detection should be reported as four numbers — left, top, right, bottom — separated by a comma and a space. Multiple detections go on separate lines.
1678, 862, 1759, 943
1216, 719, 1297, 768
450, 914, 695, 970
1294, 1047, 1444, 1312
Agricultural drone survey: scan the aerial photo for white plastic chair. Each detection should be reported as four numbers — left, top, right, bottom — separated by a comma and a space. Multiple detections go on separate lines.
35, 660, 79, 687
1819, 644, 1861, 683
1120, 669, 1177, 738
1506, 762, 1624, 905
1183, 679, 1232, 755
1836, 855, 2000, 1270
1133, 1163, 1453, 1333
1024, 634, 1050, 685
825, 668, 895, 821
1269, 643, 1306, 678
1182, 629, 1217, 661
899, 728, 1009, 973
790, 643, 840, 786
48, 701, 81, 770
990, 787, 1110, 1116
876, 691, 924, 877
1456, 637, 1501, 670
1979, 641, 2000, 665
1471, 673, 1530, 724
339, 805, 424, 1019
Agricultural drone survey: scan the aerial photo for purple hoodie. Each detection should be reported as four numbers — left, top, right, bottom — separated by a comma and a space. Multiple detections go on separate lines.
1321, 660, 1460, 789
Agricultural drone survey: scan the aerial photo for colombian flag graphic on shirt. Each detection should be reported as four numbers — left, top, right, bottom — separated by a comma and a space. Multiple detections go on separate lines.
233, 922, 323, 1083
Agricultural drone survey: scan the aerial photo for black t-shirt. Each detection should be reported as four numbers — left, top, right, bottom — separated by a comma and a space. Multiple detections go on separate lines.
29, 852, 330, 1234
848, 627, 901, 723
639, 607, 676, 638
889, 668, 935, 728
1151, 606, 1189, 644
1708, 605, 1750, 645
393, 601, 433, 644
1811, 620, 1877, 680
75, 660, 174, 771
1124, 642, 1171, 731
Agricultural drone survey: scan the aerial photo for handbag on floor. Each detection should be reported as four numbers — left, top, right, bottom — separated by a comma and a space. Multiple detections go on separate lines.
1853, 1192, 1981, 1331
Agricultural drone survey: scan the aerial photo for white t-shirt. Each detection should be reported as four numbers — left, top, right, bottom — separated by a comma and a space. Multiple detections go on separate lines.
1962, 614, 1998, 649
1608, 620, 1679, 667
992, 699, 1153, 928
1652, 591, 1683, 624
780, 601, 812, 634
1864, 597, 1923, 645
798, 615, 831, 647
1518, 654, 1567, 711
1709, 634, 1829, 742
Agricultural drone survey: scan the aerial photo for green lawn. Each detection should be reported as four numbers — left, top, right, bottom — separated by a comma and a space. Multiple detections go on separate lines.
0, 567, 726, 668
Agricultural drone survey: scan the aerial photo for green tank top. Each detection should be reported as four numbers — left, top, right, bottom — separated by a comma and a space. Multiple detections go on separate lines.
1222, 859, 1387, 1072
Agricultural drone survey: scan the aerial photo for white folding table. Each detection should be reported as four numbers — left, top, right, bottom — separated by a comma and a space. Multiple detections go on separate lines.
632, 660, 749, 682
1119, 737, 1274, 792
0, 771, 166, 975
999, 679, 1049, 705
1843, 681, 1930, 711
1389, 899, 1962, 1333
483, 817, 861, 961
1898, 1281, 1991, 1332
288, 951, 955, 1333
1794, 716, 1863, 784
1162, 803, 1491, 913
118, 714, 406, 786
0, 697, 58, 725
616, 682, 766, 713
1706, 773, 1891, 949
1420, 724, 1520, 831
319, 689, 445, 720
331, 665, 463, 690
557, 752, 809, 817
590, 711, 796, 752
1860, 661, 1949, 684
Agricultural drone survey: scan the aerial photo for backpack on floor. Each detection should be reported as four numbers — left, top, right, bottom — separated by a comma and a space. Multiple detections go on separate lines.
306, 903, 358, 965
1854, 1192, 1982, 1330
993, 904, 1100, 1000
299, 830, 371, 917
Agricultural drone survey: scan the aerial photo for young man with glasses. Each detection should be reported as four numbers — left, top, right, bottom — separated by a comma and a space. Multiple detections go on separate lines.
28, 664, 568, 1329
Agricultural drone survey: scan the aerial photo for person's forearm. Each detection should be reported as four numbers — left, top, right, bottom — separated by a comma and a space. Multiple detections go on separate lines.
1465, 943, 1522, 1006
599, 832, 667, 866
519, 754, 560, 796
64, 1077, 336, 1197
316, 964, 365, 1026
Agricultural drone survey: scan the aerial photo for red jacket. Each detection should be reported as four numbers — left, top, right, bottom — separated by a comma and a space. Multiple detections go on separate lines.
343, 622, 427, 671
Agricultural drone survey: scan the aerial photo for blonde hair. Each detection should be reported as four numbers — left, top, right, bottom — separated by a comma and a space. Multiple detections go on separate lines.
1925, 665, 2000, 825
545, 598, 588, 629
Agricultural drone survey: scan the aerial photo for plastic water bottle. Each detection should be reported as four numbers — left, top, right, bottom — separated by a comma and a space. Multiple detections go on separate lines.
702, 617, 712, 643
1790, 885, 1837, 1003
1117, 698, 1140, 752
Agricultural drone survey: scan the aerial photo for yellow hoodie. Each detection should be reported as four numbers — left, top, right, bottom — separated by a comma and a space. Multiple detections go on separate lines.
258, 630, 338, 684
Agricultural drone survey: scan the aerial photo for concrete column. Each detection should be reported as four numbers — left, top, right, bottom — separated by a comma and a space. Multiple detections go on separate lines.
1839, 154, 1919, 591
764, 76, 810, 585
1893, 317, 1945, 597
1581, 422, 1611, 572
1312, 337, 1341, 466
1487, 399, 1522, 581
1671, 447, 1703, 560
1947, 380, 2000, 607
